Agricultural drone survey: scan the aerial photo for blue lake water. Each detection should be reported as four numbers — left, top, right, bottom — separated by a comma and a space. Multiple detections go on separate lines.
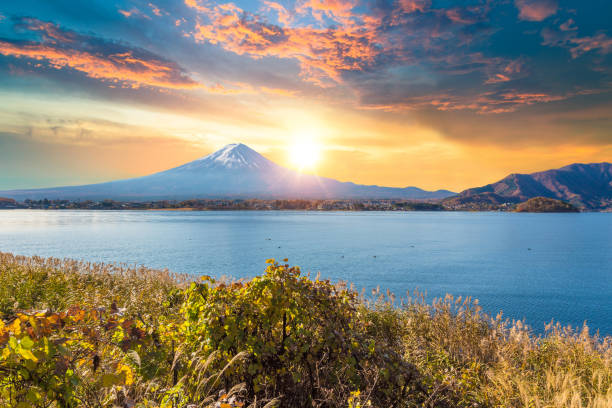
1, 210, 611, 335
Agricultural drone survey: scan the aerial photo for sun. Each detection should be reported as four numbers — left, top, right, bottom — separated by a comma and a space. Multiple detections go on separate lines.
288, 140, 322, 171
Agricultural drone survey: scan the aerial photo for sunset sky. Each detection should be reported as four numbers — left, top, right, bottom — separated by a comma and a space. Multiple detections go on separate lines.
0, 0, 610, 192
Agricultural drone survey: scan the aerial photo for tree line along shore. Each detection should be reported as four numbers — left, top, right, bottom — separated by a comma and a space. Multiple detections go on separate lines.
0, 196, 582, 212
0, 252, 610, 407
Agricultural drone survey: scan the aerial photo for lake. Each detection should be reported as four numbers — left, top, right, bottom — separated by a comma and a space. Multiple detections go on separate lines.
1, 210, 611, 335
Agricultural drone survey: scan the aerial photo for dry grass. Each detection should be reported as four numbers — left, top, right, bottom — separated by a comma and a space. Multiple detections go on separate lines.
0, 252, 185, 322
395, 292, 612, 407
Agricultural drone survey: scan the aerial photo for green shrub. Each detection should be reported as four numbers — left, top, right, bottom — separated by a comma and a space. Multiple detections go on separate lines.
176, 259, 418, 407
0, 307, 164, 407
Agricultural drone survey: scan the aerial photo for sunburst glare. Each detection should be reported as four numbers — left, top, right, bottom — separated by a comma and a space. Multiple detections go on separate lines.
288, 138, 322, 171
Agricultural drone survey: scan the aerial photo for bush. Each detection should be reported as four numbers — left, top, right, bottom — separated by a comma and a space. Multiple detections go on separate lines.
176, 259, 418, 406
0, 307, 163, 407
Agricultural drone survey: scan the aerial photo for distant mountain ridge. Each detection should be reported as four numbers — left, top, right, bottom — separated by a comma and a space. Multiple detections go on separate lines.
453, 162, 612, 210
0, 143, 455, 201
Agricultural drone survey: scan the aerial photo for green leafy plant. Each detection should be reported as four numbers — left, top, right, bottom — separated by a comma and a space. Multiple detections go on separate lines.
0, 307, 155, 407
176, 259, 416, 406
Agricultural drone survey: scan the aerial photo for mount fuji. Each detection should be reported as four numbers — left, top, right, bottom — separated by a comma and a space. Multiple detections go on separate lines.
0, 143, 455, 201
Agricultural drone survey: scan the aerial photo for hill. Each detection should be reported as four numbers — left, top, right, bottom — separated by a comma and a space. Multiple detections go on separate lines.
442, 192, 522, 211
515, 197, 580, 213
0, 144, 455, 201
449, 162, 612, 210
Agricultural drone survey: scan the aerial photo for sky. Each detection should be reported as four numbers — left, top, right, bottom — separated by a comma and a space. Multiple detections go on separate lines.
0, 0, 610, 192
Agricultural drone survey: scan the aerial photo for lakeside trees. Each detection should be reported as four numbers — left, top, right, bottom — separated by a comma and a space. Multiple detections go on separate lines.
13, 198, 446, 211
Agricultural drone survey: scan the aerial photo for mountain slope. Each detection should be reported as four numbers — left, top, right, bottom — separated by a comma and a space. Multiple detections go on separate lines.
0, 143, 455, 201
454, 162, 612, 210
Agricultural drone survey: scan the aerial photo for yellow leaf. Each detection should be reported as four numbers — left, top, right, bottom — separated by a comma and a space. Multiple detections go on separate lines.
18, 348, 38, 362
10, 319, 21, 335
117, 363, 134, 385
46, 315, 60, 325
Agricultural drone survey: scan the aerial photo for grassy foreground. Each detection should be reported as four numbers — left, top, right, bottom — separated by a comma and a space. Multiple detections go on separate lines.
0, 253, 610, 408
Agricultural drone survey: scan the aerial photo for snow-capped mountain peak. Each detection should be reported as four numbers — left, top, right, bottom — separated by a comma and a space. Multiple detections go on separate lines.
173, 143, 278, 171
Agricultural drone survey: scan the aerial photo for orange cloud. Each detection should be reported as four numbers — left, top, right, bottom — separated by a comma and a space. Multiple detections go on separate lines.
262, 1, 293, 26
0, 41, 200, 89
485, 60, 523, 84
568, 33, 612, 58
485, 74, 511, 84
184, 0, 210, 13
358, 88, 583, 114
204, 81, 296, 97
515, 0, 557, 22
184, 0, 504, 91
118, 8, 150, 19
188, 2, 382, 86
0, 19, 199, 90
498, 91, 565, 104
296, 0, 357, 23
260, 86, 297, 97
542, 27, 612, 59
398, 0, 430, 13
17, 18, 77, 43
559, 18, 577, 32
149, 3, 163, 17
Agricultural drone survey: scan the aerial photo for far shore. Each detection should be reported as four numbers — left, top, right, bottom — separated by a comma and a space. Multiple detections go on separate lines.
1, 197, 598, 212
1, 207, 604, 213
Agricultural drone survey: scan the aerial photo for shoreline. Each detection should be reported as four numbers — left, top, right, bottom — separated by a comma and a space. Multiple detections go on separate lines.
1, 207, 604, 213
1, 195, 598, 212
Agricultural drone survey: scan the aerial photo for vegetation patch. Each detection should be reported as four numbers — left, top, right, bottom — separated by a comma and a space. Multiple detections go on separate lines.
0, 252, 610, 407
515, 197, 580, 213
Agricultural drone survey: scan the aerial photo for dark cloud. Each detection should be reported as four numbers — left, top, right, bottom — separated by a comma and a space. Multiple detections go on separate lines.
180, 0, 605, 116
412, 93, 612, 147
541, 26, 612, 59
184, 0, 501, 86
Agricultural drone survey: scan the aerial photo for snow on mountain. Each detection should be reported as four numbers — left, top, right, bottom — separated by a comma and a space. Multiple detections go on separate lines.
0, 143, 456, 201
169, 143, 279, 171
